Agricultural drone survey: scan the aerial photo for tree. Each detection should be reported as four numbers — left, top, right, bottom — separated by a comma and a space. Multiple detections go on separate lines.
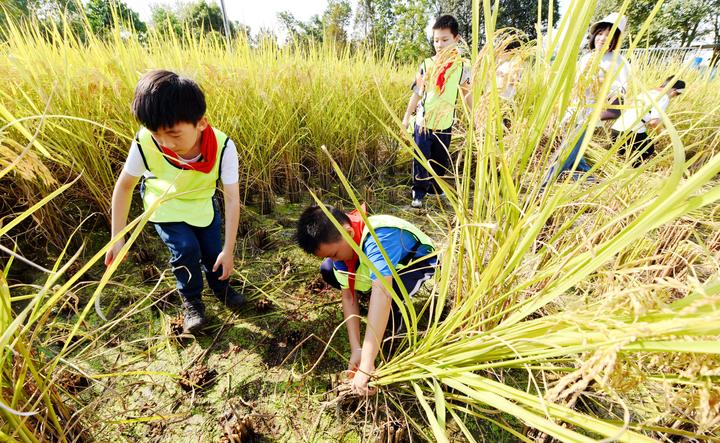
353, 0, 396, 47
183, 0, 225, 35
392, 0, 434, 63
322, 0, 352, 45
435, 0, 560, 44
151, 4, 182, 36
594, 0, 718, 47
85, 0, 146, 37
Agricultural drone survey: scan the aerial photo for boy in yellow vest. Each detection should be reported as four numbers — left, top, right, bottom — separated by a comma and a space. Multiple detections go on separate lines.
296, 204, 437, 395
401, 15, 472, 208
105, 70, 244, 334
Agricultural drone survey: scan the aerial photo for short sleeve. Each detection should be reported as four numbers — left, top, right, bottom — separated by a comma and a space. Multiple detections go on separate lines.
122, 140, 147, 177
220, 139, 239, 185
362, 228, 422, 280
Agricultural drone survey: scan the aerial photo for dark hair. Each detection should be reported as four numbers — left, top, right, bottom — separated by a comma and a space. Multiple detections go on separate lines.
131, 70, 206, 131
588, 23, 621, 51
433, 15, 459, 37
296, 205, 350, 254
662, 76, 686, 91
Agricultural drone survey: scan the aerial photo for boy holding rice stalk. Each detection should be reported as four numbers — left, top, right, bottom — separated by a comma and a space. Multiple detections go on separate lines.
402, 15, 472, 208
611, 76, 686, 166
296, 204, 436, 395
105, 70, 245, 334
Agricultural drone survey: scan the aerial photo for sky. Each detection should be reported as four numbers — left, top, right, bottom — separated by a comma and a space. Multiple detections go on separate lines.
123, 0, 572, 38
123, 0, 331, 37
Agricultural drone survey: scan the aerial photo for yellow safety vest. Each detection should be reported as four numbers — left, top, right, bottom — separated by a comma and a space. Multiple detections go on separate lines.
136, 127, 228, 227
420, 56, 466, 131
334, 215, 435, 293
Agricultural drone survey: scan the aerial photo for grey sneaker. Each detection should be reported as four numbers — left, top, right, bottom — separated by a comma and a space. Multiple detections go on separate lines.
411, 198, 423, 208
183, 301, 207, 334
214, 286, 246, 310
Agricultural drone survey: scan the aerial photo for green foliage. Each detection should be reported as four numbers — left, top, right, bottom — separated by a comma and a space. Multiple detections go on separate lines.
85, 0, 147, 37
594, 0, 720, 46
436, 0, 561, 43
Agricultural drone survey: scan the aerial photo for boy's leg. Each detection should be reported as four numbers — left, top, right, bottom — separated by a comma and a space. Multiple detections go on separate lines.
382, 255, 438, 356
154, 221, 206, 332
428, 129, 452, 195
558, 127, 591, 173
411, 125, 434, 204
193, 203, 245, 309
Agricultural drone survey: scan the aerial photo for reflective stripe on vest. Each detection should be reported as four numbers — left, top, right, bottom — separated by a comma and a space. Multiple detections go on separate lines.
333, 215, 435, 293
420, 56, 465, 131
137, 127, 228, 227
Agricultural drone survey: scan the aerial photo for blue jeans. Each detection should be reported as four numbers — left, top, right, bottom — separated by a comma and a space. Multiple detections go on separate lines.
543, 126, 591, 185
153, 202, 227, 305
412, 124, 452, 200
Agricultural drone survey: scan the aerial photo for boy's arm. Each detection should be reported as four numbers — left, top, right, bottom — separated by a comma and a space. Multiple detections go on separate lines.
352, 275, 393, 395
402, 93, 422, 129
213, 182, 240, 280
341, 288, 362, 372
105, 171, 140, 266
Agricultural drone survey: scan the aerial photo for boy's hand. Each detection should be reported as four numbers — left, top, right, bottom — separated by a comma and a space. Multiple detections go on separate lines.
348, 348, 362, 373
104, 239, 125, 266
351, 364, 376, 396
402, 116, 410, 130
212, 249, 234, 280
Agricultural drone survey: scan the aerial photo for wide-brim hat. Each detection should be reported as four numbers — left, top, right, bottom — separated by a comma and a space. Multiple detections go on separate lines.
590, 13, 627, 35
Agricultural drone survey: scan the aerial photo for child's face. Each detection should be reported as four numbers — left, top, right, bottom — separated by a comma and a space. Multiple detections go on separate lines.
151, 117, 208, 157
433, 28, 459, 54
594, 28, 610, 51
314, 235, 356, 263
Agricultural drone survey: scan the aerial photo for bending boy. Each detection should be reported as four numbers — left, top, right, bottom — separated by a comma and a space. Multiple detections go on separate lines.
105, 70, 245, 334
296, 205, 437, 395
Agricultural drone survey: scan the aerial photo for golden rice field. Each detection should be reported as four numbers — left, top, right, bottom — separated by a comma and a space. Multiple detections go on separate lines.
1, 0, 720, 441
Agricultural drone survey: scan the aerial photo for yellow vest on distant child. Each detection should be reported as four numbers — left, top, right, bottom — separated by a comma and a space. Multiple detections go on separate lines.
419, 56, 465, 131
136, 127, 228, 227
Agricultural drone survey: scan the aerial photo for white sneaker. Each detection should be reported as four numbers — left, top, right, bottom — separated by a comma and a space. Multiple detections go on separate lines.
411, 198, 423, 208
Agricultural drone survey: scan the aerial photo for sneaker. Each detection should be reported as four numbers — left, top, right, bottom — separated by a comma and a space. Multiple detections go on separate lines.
214, 286, 246, 310
411, 198, 423, 208
183, 301, 207, 334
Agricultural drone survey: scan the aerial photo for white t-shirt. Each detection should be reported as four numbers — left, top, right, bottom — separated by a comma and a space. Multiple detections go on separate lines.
576, 51, 630, 103
612, 89, 670, 134
413, 58, 472, 129
123, 138, 240, 185
495, 57, 523, 100
566, 51, 630, 125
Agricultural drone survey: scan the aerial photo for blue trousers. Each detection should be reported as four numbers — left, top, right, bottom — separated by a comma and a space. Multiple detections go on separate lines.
153, 203, 227, 305
412, 124, 452, 200
543, 126, 591, 185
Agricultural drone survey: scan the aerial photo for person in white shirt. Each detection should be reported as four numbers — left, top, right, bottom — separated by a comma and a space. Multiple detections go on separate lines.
611, 77, 685, 166
544, 13, 630, 184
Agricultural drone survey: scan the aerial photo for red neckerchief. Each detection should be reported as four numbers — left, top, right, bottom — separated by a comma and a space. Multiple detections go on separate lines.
343, 203, 366, 298
435, 48, 460, 94
160, 125, 218, 173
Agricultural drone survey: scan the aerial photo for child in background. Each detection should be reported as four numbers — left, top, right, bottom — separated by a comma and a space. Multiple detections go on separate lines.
611, 76, 685, 166
402, 15, 472, 208
105, 70, 245, 334
545, 13, 630, 184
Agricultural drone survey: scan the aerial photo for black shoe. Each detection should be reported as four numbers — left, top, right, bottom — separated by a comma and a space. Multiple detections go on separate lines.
183, 301, 207, 334
214, 286, 246, 310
